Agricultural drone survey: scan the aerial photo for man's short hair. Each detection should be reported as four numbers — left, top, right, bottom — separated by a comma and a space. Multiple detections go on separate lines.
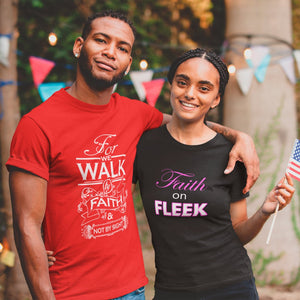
81, 10, 136, 40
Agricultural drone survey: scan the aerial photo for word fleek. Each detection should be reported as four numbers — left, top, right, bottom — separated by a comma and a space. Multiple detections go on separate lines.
155, 200, 207, 217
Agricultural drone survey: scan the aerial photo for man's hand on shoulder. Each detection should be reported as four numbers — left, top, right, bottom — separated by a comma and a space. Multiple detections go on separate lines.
225, 131, 260, 193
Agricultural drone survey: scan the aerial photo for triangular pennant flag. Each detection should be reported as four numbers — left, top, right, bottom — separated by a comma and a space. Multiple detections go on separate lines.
293, 50, 300, 76
142, 78, 165, 107
38, 82, 66, 102
279, 55, 296, 84
129, 70, 154, 101
247, 46, 270, 68
235, 68, 254, 95
254, 54, 271, 83
29, 56, 55, 87
0, 36, 10, 67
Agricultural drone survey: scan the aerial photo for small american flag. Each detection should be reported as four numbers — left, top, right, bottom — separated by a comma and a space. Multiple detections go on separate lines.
287, 139, 300, 181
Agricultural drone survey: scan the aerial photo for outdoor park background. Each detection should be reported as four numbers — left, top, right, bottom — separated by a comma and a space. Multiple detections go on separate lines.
1, 0, 300, 299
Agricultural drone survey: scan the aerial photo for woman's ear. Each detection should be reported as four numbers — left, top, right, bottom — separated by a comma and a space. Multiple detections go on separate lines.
211, 94, 221, 109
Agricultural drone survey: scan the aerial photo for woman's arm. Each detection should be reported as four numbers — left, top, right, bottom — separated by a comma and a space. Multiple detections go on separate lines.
231, 173, 294, 245
207, 121, 260, 193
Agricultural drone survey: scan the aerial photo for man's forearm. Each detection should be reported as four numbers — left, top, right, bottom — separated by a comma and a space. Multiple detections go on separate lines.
206, 121, 238, 143
14, 227, 55, 300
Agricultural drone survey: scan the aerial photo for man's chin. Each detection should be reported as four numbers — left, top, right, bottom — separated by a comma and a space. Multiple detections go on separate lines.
86, 79, 117, 91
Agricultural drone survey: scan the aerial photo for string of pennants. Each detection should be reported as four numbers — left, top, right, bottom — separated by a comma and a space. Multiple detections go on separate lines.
2, 33, 300, 111
0, 33, 166, 109
227, 45, 300, 95
27, 56, 166, 106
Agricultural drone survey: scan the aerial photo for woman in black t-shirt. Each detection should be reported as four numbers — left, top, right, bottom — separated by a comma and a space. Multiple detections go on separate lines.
133, 48, 294, 300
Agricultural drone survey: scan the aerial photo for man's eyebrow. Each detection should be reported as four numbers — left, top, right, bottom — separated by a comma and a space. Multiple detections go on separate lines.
92, 32, 132, 48
175, 74, 190, 81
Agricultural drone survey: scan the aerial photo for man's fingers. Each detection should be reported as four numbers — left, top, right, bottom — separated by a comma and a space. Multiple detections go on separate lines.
224, 154, 237, 175
243, 166, 260, 194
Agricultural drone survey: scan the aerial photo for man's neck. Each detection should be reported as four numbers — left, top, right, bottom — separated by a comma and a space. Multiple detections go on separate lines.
67, 80, 114, 105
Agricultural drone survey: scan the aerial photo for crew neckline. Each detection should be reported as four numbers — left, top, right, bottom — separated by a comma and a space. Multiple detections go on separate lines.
162, 124, 219, 151
58, 88, 116, 112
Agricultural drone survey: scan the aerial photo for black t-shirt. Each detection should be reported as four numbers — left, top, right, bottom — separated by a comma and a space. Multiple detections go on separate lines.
133, 125, 253, 292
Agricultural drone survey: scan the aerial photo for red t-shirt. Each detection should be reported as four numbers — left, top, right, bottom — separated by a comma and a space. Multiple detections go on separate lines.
6, 88, 163, 299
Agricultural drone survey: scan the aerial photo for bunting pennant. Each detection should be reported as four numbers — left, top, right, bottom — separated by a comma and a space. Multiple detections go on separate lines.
142, 78, 165, 107
293, 50, 300, 76
279, 55, 296, 84
247, 46, 270, 68
254, 54, 271, 83
235, 68, 254, 95
0, 36, 10, 67
29, 56, 55, 87
129, 70, 154, 101
37, 82, 66, 102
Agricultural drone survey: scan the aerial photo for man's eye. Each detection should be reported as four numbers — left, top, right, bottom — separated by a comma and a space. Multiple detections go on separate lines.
95, 38, 106, 43
119, 47, 128, 53
177, 81, 187, 86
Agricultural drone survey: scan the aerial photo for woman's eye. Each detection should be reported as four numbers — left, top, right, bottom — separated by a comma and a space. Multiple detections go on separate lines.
200, 86, 209, 92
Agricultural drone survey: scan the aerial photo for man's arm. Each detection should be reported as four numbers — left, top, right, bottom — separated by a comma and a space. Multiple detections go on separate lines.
9, 168, 55, 300
207, 121, 260, 193
161, 113, 172, 125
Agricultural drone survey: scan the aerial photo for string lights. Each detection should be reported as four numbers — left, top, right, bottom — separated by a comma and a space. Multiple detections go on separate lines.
228, 64, 236, 75
139, 59, 148, 70
223, 33, 294, 74
220, 33, 300, 94
48, 32, 58, 46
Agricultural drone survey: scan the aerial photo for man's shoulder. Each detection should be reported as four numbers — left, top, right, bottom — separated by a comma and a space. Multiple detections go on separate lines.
113, 93, 154, 109
26, 88, 65, 118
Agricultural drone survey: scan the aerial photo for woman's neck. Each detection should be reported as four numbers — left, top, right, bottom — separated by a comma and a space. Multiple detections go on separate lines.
166, 118, 216, 145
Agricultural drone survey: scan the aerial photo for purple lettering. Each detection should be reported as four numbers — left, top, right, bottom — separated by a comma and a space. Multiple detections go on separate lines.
156, 168, 206, 192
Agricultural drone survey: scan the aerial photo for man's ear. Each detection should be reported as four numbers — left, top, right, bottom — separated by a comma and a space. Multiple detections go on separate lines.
125, 56, 133, 75
73, 37, 84, 58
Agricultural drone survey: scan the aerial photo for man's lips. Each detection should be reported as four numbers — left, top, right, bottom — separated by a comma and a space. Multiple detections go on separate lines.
95, 60, 116, 71
179, 100, 199, 108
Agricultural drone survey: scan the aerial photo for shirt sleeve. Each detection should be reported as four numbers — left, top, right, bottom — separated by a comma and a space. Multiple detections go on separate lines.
141, 102, 163, 131
230, 161, 249, 202
6, 116, 50, 180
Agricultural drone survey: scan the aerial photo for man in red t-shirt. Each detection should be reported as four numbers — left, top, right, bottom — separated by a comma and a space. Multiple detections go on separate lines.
6, 10, 259, 300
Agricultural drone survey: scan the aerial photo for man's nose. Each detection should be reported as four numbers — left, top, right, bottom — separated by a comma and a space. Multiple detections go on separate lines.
103, 43, 116, 60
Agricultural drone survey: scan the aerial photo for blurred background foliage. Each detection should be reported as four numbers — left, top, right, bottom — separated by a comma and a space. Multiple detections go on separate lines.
17, 0, 226, 116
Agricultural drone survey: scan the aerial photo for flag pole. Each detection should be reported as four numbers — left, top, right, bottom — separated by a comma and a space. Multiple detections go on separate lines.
266, 202, 279, 245
266, 139, 299, 244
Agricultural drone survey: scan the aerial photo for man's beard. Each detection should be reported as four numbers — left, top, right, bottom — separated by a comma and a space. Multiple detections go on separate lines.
78, 47, 127, 91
